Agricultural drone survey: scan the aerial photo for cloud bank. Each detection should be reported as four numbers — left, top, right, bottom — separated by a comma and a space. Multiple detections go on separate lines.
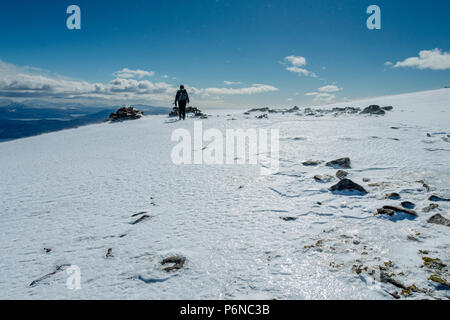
283, 55, 317, 77
391, 49, 450, 71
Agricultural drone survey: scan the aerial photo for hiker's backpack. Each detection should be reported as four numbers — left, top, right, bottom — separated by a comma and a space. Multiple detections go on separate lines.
179, 90, 188, 101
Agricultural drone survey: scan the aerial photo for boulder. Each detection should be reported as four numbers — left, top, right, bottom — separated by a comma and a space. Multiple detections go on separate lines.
427, 214, 450, 227
429, 195, 450, 202
161, 256, 186, 272
109, 107, 144, 121
401, 201, 415, 210
326, 157, 351, 169
360, 105, 386, 115
302, 160, 323, 166
384, 192, 401, 200
330, 179, 368, 195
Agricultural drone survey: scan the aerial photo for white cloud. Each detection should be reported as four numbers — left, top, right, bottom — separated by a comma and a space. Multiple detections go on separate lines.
201, 84, 278, 95
113, 68, 155, 79
0, 60, 278, 105
393, 48, 450, 70
283, 56, 317, 77
284, 55, 306, 67
384, 61, 393, 66
224, 80, 242, 85
313, 93, 336, 103
318, 85, 342, 93
305, 92, 318, 96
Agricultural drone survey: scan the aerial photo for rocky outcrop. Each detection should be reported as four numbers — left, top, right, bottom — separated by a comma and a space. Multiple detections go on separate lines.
109, 107, 144, 121
360, 105, 385, 115
330, 179, 367, 195
302, 160, 323, 166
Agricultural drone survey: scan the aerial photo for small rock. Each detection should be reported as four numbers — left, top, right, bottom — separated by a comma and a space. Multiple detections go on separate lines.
109, 106, 144, 121
360, 105, 386, 115
44, 248, 52, 253
382, 205, 418, 217
427, 214, 450, 227
280, 217, 297, 221
363, 178, 371, 182
106, 248, 113, 258
422, 203, 439, 213
256, 114, 268, 119
326, 157, 351, 169
161, 256, 186, 272
382, 106, 393, 111
401, 201, 415, 209
429, 195, 450, 202
302, 160, 323, 166
314, 174, 334, 183
330, 179, 368, 195
336, 170, 348, 180
385, 192, 401, 200
422, 257, 446, 270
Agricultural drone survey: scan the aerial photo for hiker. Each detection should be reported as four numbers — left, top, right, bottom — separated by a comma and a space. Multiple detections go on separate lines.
174, 85, 190, 120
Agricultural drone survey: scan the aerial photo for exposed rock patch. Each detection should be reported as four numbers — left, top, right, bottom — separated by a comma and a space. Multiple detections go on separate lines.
326, 157, 351, 169
360, 105, 386, 115
427, 214, 450, 227
329, 179, 367, 195
109, 107, 144, 121
336, 170, 348, 180
161, 256, 186, 272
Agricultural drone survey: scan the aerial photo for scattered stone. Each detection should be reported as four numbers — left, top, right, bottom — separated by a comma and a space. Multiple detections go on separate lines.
427, 133, 432, 137
401, 201, 415, 209
401, 285, 419, 297
384, 192, 401, 200
382, 106, 394, 111
360, 105, 386, 115
381, 205, 418, 217
422, 203, 439, 213
131, 214, 151, 225
161, 256, 186, 272
302, 160, 323, 166
326, 157, 351, 169
109, 107, 144, 121
427, 214, 450, 227
428, 275, 449, 287
429, 195, 450, 202
314, 174, 334, 183
336, 170, 348, 180
256, 114, 268, 119
280, 217, 297, 221
106, 248, 113, 258
363, 178, 371, 182
44, 248, 52, 253
330, 179, 367, 195
422, 257, 446, 270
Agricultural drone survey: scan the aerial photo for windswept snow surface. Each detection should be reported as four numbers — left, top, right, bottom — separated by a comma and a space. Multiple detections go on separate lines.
0, 89, 449, 299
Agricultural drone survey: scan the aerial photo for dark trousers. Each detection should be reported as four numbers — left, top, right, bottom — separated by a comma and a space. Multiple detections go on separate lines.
178, 101, 187, 120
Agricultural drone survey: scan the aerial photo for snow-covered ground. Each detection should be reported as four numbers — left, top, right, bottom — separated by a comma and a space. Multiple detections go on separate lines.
0, 88, 449, 299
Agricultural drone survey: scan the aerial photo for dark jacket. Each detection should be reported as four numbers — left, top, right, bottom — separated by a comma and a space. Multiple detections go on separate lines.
175, 89, 190, 104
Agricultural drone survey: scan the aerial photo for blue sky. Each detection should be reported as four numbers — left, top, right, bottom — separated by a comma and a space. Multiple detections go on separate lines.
0, 0, 449, 108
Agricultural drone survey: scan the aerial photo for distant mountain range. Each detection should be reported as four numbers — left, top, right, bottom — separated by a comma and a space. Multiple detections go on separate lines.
0, 100, 171, 142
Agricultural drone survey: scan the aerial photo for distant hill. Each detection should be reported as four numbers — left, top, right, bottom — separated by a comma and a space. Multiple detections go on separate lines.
0, 101, 171, 141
